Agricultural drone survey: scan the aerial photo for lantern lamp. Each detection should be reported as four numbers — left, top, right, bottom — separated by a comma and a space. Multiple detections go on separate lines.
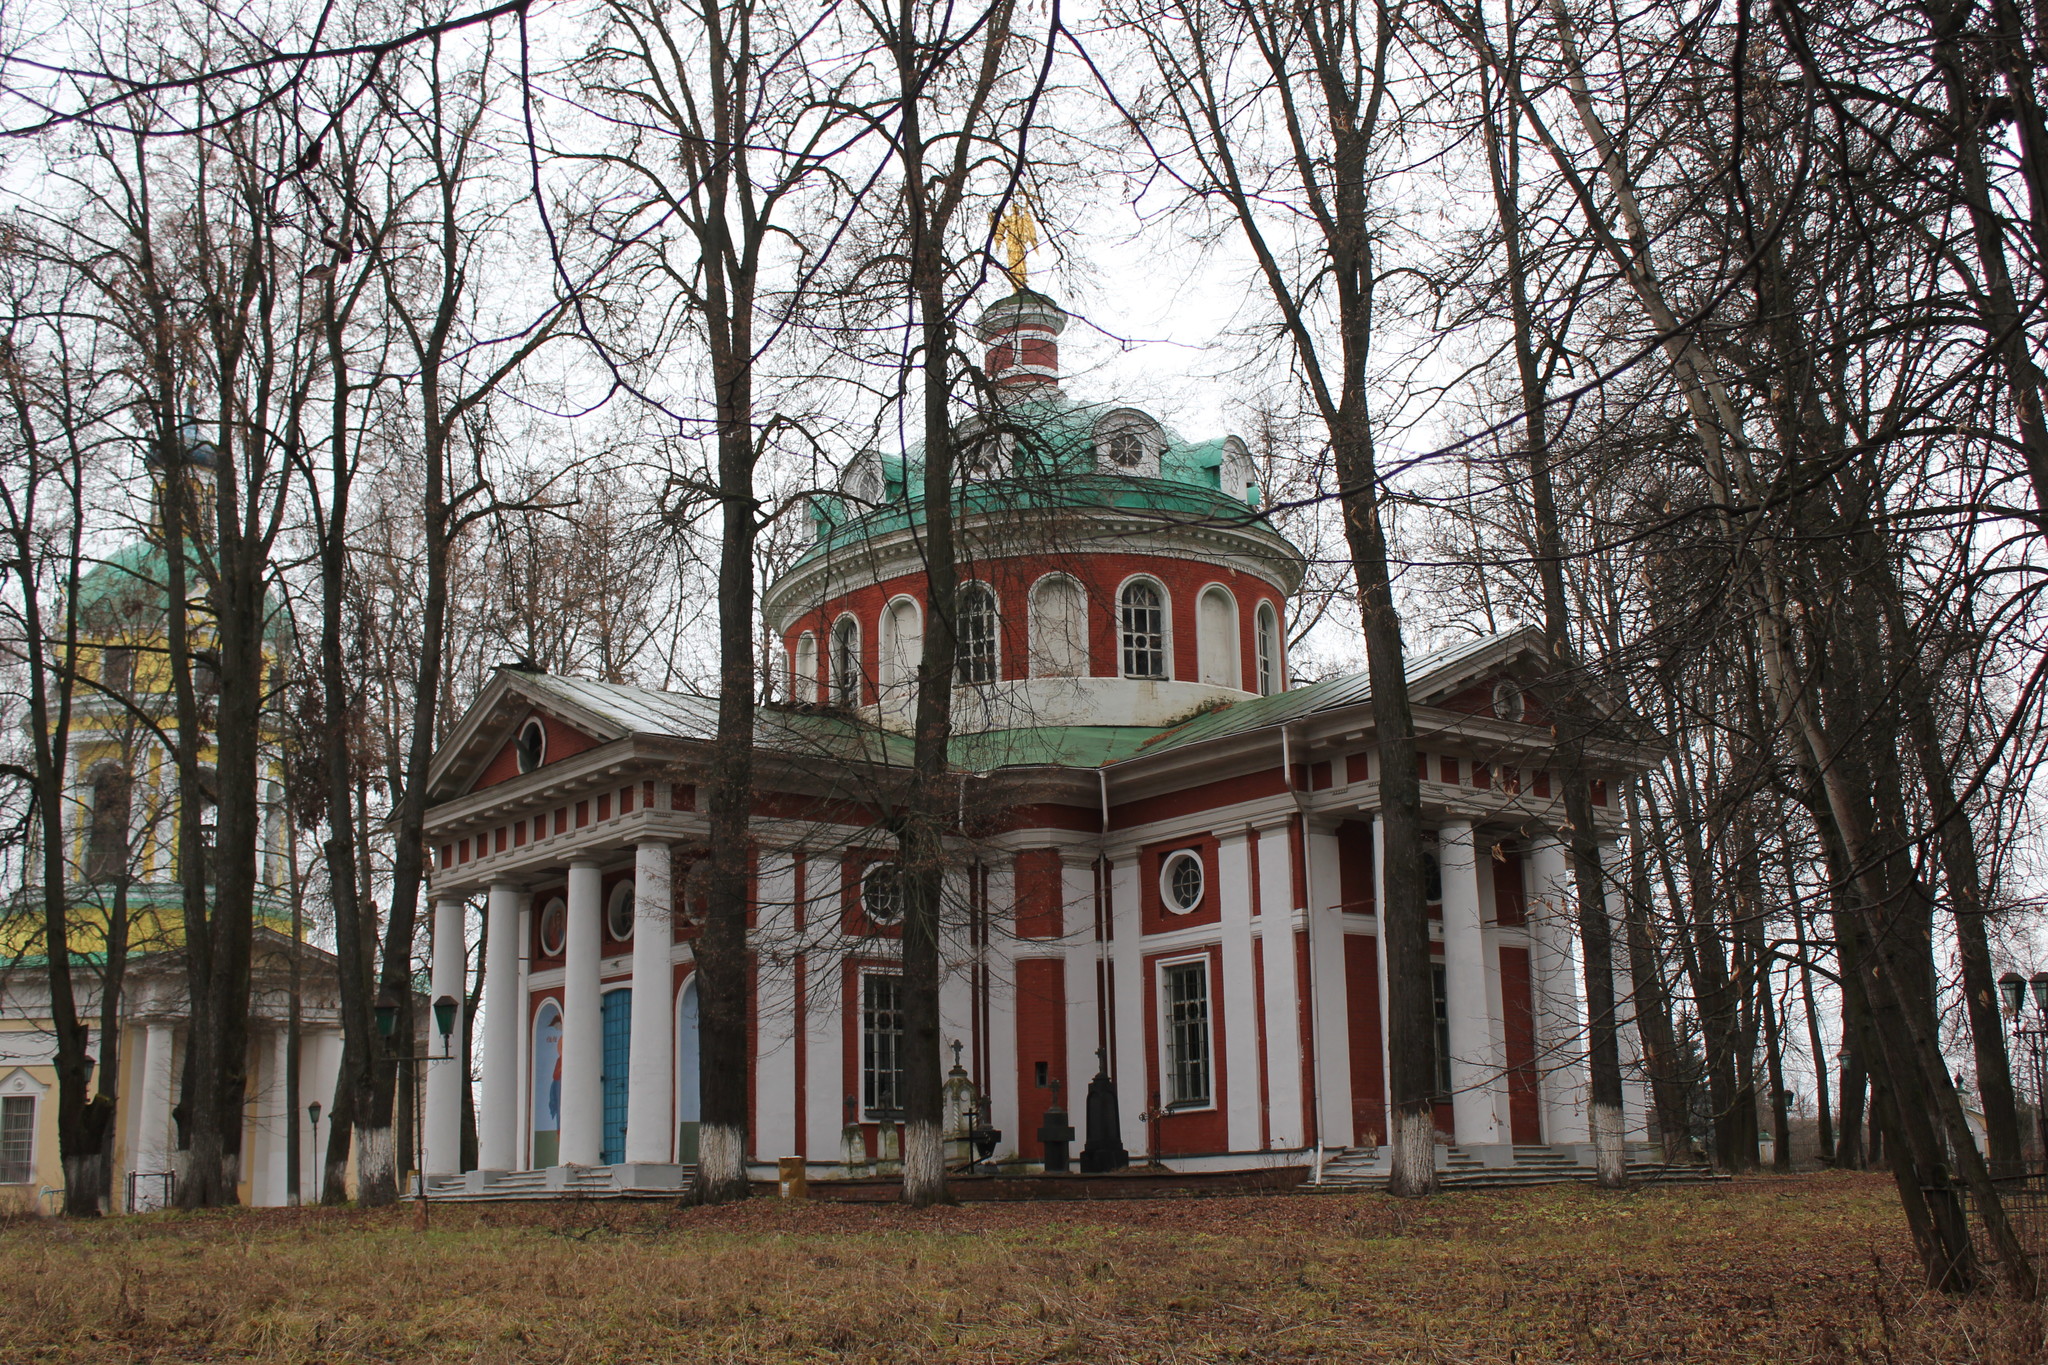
432, 995, 458, 1048
374, 984, 401, 1039
2001, 971, 2027, 1017
2032, 971, 2048, 1015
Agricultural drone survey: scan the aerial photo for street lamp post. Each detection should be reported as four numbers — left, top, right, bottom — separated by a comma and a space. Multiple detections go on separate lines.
307, 1101, 323, 1203
1998, 970, 2048, 1166
375, 986, 460, 1227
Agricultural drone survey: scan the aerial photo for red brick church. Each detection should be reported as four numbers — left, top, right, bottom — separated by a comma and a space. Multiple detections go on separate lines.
414, 283, 1656, 1195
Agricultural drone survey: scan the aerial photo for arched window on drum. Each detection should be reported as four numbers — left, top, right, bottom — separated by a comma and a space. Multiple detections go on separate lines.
831, 616, 861, 708
1120, 579, 1168, 680
956, 584, 999, 685
1255, 601, 1284, 696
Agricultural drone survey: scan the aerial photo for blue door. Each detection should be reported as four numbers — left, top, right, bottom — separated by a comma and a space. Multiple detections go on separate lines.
601, 989, 631, 1165
677, 979, 701, 1163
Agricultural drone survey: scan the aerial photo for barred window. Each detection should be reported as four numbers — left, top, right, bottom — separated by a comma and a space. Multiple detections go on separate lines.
956, 584, 998, 685
1162, 960, 1212, 1108
0, 1095, 33, 1183
832, 617, 861, 708
1120, 581, 1166, 679
1256, 603, 1282, 696
862, 973, 905, 1118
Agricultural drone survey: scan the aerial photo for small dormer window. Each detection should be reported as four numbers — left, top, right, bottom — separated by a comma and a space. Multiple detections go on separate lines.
1105, 431, 1145, 469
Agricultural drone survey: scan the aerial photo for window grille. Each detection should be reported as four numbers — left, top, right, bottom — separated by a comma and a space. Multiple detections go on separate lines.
862, 974, 905, 1118
956, 585, 998, 684
0, 1095, 33, 1183
1120, 581, 1166, 679
1162, 960, 1212, 1107
833, 619, 860, 708
1256, 604, 1280, 695
601, 990, 632, 1164
1432, 964, 1452, 1098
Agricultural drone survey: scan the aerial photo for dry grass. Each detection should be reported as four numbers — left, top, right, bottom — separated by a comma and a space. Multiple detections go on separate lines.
0, 1172, 2039, 1363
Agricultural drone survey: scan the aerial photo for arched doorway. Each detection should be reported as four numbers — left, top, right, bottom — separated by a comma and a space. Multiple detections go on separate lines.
601, 989, 631, 1165
676, 977, 701, 1164
532, 1001, 563, 1168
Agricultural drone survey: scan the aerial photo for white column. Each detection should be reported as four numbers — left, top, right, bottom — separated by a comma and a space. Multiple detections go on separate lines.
1527, 838, 1588, 1143
1217, 830, 1260, 1152
559, 861, 605, 1165
1599, 837, 1650, 1140
137, 1023, 175, 1194
804, 858, 847, 1158
424, 895, 466, 1176
983, 857, 1019, 1146
1257, 823, 1304, 1147
1439, 821, 1500, 1144
479, 881, 523, 1172
266, 1028, 292, 1203
627, 843, 675, 1164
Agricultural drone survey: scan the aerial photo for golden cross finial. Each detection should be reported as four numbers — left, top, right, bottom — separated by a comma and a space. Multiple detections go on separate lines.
992, 197, 1038, 288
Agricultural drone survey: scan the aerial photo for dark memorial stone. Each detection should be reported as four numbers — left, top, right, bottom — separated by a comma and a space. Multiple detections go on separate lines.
1079, 1049, 1129, 1172
1037, 1081, 1076, 1173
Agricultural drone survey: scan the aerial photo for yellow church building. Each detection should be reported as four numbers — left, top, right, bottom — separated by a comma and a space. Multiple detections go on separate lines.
1, 425, 345, 1212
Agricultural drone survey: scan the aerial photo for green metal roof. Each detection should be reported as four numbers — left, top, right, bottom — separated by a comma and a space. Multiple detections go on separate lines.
798, 392, 1269, 567
75, 537, 296, 645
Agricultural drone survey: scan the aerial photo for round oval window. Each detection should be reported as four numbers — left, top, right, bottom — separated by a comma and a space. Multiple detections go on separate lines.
1161, 850, 1204, 914
516, 718, 547, 773
606, 880, 636, 942
863, 865, 903, 925
1491, 679, 1526, 723
538, 897, 568, 956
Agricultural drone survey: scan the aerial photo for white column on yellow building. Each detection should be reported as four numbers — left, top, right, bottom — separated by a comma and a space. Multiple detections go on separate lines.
559, 861, 605, 1165
425, 895, 466, 1176
267, 1028, 292, 1202
137, 1022, 175, 1186
626, 842, 675, 1164
479, 881, 523, 1172
1438, 821, 1500, 1144
1527, 837, 1589, 1143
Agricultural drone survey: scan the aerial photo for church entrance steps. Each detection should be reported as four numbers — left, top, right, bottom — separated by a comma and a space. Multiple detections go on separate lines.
1310, 1143, 1728, 1191
415, 1163, 695, 1202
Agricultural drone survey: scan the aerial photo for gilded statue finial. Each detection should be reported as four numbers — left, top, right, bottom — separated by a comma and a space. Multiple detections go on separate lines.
992, 196, 1038, 288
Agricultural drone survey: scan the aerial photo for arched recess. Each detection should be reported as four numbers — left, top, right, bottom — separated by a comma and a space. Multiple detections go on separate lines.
1030, 574, 1087, 677
601, 987, 632, 1165
85, 762, 133, 883
1118, 577, 1170, 680
532, 1000, 564, 1168
879, 596, 922, 704
1197, 586, 1239, 688
675, 975, 701, 1164
1255, 601, 1284, 695
793, 632, 819, 704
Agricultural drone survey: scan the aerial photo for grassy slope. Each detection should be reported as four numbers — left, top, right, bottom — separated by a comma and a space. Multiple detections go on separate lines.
1, 1173, 2041, 1363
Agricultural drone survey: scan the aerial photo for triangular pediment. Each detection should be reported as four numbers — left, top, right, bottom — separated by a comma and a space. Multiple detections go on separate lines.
425, 671, 626, 803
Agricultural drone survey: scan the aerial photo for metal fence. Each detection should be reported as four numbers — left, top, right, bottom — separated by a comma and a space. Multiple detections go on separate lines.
1956, 1169, 2048, 1272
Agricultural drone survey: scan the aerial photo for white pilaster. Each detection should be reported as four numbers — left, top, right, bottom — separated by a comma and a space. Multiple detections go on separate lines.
753, 851, 800, 1161
1256, 823, 1304, 1148
559, 861, 605, 1165
479, 881, 523, 1171
1304, 821, 1351, 1147
1439, 821, 1500, 1144
1107, 854, 1145, 1153
983, 858, 1019, 1144
803, 858, 847, 1157
1527, 838, 1588, 1143
425, 896, 466, 1175
627, 843, 676, 1163
1217, 830, 1260, 1151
